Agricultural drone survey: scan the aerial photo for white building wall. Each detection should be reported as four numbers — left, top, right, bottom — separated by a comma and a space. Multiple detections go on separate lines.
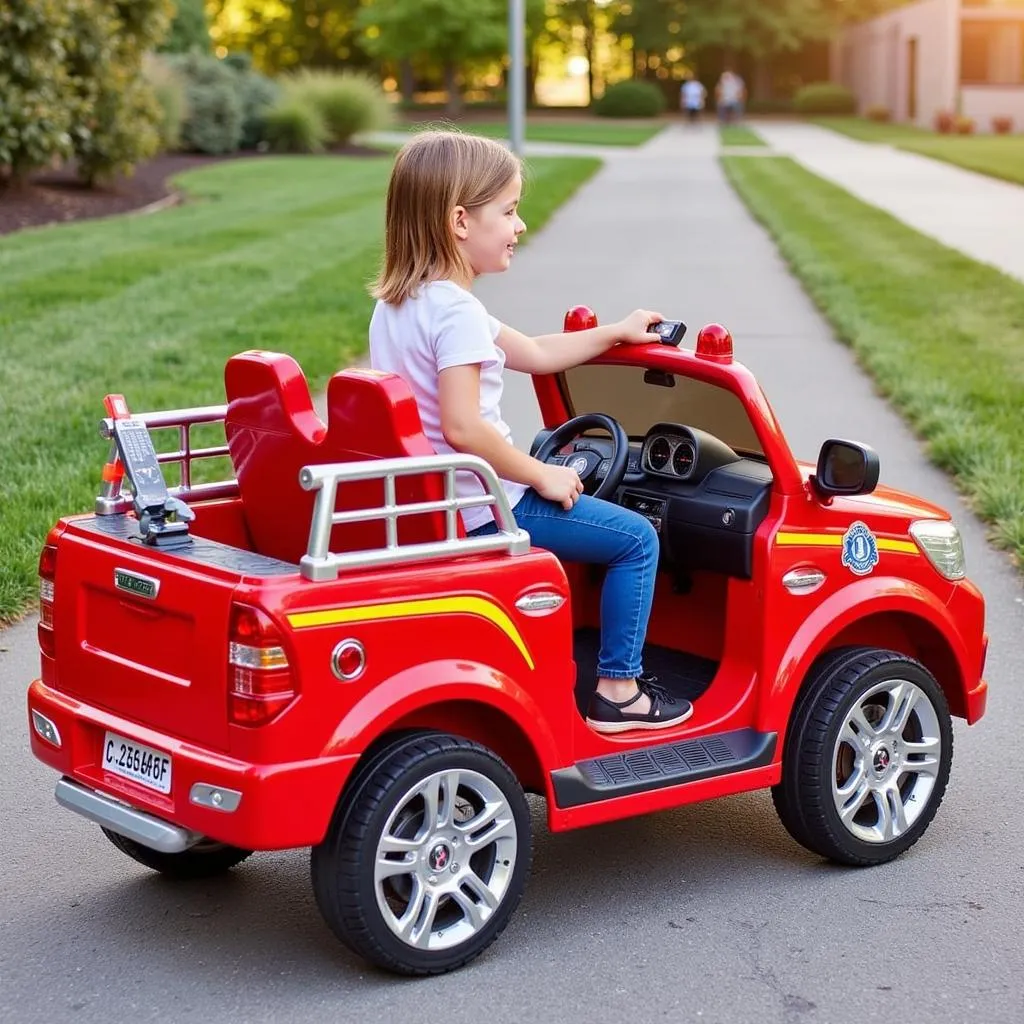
961, 86, 1024, 129
832, 0, 960, 127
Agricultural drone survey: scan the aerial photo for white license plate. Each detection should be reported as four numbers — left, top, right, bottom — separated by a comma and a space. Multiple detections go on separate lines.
102, 731, 172, 795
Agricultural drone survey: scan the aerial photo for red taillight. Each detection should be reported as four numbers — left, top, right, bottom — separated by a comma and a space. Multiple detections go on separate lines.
228, 604, 296, 726
695, 323, 734, 363
37, 544, 57, 658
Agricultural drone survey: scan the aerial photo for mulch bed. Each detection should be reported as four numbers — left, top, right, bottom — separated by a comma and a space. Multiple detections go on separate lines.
0, 144, 381, 237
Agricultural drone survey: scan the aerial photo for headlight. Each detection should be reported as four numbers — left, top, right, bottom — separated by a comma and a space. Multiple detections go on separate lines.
909, 520, 966, 580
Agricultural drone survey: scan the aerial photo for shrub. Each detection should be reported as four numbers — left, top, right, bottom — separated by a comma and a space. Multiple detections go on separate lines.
0, 0, 77, 184
143, 53, 188, 151
263, 96, 329, 153
160, 0, 210, 54
992, 116, 1013, 135
792, 82, 856, 115
284, 70, 393, 145
169, 51, 244, 154
954, 115, 975, 135
865, 104, 891, 122
66, 1, 173, 185
593, 80, 666, 118
237, 70, 280, 149
934, 110, 955, 133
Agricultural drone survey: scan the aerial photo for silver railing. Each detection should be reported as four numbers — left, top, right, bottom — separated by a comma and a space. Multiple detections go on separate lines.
95, 404, 236, 515
298, 454, 531, 581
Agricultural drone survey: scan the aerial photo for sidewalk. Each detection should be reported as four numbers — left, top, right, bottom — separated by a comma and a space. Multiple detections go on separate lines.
754, 121, 1024, 284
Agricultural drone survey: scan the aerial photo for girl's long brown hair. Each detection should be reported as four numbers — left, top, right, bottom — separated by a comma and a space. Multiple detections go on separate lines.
372, 130, 521, 305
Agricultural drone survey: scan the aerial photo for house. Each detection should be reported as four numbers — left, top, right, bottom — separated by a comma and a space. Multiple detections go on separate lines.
831, 0, 1024, 130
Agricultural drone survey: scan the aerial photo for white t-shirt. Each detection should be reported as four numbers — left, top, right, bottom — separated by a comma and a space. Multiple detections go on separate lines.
368, 279, 529, 532
681, 80, 706, 109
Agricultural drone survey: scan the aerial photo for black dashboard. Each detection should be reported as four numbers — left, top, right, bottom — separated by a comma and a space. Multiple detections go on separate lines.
540, 422, 773, 579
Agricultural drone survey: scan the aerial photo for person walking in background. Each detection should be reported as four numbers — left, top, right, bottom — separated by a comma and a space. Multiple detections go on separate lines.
680, 76, 706, 123
715, 69, 746, 123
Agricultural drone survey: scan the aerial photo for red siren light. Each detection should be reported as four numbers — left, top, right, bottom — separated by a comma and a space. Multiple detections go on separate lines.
564, 305, 598, 332
695, 323, 734, 364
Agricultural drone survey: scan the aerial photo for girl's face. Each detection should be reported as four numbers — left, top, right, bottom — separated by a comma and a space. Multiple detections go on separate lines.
452, 173, 526, 280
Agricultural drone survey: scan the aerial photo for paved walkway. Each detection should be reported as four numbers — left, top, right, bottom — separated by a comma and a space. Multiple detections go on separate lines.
754, 121, 1024, 283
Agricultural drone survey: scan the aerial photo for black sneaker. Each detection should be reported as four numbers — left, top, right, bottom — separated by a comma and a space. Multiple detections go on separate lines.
586, 675, 694, 734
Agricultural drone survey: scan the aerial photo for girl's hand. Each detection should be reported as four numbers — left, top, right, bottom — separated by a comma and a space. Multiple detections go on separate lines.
533, 462, 584, 510
615, 308, 666, 345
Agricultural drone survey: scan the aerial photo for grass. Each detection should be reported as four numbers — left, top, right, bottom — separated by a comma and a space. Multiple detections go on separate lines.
815, 117, 1024, 186
721, 154, 1024, 568
0, 152, 601, 623
399, 118, 664, 147
719, 123, 766, 147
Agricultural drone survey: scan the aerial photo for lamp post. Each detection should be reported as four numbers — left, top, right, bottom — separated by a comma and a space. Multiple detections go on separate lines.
508, 0, 525, 155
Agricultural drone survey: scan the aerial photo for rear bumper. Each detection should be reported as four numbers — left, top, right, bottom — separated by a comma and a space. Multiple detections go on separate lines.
28, 679, 358, 850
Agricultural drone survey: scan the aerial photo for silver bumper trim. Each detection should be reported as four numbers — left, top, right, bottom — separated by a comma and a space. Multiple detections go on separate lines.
55, 778, 201, 854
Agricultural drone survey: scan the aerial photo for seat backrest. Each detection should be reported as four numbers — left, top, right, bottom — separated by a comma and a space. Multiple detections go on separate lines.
224, 351, 450, 565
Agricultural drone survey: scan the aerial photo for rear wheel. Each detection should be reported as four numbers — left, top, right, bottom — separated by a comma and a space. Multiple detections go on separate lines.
101, 829, 253, 879
772, 647, 953, 866
312, 733, 531, 976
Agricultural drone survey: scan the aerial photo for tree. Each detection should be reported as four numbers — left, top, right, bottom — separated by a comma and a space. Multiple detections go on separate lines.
161, 0, 212, 53
0, 0, 77, 187
358, 0, 507, 114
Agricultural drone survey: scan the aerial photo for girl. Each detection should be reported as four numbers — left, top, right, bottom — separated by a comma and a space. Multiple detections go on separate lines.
368, 130, 692, 734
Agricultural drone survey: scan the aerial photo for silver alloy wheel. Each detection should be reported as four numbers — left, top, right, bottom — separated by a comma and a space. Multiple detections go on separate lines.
831, 677, 943, 844
373, 768, 519, 951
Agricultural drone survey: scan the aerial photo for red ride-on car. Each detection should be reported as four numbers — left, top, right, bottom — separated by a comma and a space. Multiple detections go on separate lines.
27, 308, 988, 976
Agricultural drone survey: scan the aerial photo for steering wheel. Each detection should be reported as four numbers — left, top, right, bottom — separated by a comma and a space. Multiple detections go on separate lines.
533, 413, 629, 502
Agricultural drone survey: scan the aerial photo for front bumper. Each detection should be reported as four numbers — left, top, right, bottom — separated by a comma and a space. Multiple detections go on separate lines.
28, 679, 358, 850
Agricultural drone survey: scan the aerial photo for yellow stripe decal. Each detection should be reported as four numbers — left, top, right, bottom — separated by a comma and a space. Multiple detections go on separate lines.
775, 532, 918, 554
287, 596, 534, 670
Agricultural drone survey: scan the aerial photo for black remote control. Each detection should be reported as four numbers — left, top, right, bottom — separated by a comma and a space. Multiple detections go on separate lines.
649, 320, 687, 346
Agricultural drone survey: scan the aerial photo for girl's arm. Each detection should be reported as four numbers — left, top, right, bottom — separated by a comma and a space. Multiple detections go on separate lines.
439, 364, 583, 509
496, 308, 664, 375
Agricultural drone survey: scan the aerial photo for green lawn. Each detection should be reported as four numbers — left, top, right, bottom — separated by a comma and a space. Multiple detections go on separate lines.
719, 123, 766, 147
0, 152, 600, 623
815, 117, 1024, 186
722, 155, 1024, 569
400, 119, 664, 147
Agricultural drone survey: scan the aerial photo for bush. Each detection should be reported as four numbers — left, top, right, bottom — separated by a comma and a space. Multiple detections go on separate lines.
284, 70, 393, 145
66, 1, 173, 185
865, 104, 891, 122
143, 53, 188, 151
934, 110, 955, 133
593, 80, 666, 118
992, 116, 1014, 135
792, 82, 856, 115
954, 115, 975, 135
237, 70, 280, 149
160, 0, 210, 54
0, 0, 78, 184
169, 51, 244, 154
263, 96, 329, 153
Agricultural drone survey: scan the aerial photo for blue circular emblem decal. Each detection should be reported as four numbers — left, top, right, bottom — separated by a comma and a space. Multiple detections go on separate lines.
841, 521, 879, 576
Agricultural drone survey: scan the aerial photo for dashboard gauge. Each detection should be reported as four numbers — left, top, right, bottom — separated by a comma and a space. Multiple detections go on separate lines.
672, 440, 695, 477
647, 436, 671, 471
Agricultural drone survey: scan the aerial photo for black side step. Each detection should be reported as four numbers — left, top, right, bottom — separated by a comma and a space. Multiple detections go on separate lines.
551, 728, 776, 808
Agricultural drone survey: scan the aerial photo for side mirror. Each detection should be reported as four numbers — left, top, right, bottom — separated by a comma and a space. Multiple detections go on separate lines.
811, 439, 879, 499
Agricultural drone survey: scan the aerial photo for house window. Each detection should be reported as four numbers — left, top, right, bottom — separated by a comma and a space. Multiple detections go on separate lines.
960, 21, 1024, 83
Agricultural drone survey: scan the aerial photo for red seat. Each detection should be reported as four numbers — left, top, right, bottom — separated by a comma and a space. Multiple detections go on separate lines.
224, 351, 451, 565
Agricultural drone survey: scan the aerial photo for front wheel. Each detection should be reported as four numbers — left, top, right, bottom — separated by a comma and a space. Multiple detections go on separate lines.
311, 734, 531, 976
101, 829, 253, 878
772, 647, 953, 866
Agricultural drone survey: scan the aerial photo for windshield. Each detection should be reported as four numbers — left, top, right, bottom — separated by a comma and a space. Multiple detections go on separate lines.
559, 365, 764, 456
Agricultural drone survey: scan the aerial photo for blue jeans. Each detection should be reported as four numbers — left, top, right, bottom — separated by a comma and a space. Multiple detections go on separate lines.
470, 490, 659, 680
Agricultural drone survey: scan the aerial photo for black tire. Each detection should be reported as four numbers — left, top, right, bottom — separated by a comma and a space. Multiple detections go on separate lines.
101, 828, 253, 879
311, 733, 531, 976
772, 647, 953, 866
